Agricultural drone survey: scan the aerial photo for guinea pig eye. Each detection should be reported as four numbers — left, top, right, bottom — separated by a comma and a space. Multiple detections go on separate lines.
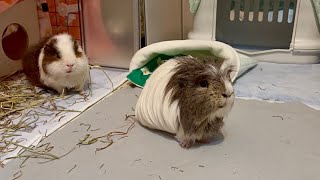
56, 53, 60, 59
199, 80, 209, 88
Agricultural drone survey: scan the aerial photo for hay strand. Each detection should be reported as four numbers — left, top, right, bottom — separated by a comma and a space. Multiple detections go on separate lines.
1, 65, 122, 166
0, 72, 83, 165
89, 65, 114, 91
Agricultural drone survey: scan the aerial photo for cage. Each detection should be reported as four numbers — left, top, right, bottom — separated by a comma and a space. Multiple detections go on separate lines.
143, 0, 320, 64
188, 0, 320, 64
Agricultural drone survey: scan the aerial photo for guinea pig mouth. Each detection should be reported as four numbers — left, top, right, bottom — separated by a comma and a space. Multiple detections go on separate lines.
218, 103, 227, 108
66, 70, 72, 73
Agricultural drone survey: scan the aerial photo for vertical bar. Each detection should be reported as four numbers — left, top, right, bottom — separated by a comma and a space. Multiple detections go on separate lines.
234, 0, 241, 21
288, 0, 297, 23
243, 0, 250, 21
133, 0, 141, 51
78, 1, 83, 44
263, 0, 270, 22
253, 0, 263, 22
273, 0, 279, 23
248, 0, 255, 21
229, 0, 235, 21
79, 0, 86, 49
221, 0, 226, 20
253, 0, 260, 21
281, 0, 290, 23
180, 0, 183, 40
54, 0, 58, 32
226, 0, 232, 21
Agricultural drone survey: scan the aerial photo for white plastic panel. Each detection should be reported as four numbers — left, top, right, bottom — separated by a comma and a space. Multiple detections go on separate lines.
144, 0, 182, 45
182, 0, 195, 39
292, 0, 320, 50
188, 0, 216, 40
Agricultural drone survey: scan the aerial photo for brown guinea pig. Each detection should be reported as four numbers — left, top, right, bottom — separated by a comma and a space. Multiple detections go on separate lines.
135, 56, 236, 148
22, 33, 89, 95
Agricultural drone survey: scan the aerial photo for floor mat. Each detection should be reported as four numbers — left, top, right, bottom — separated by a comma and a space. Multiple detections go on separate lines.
1, 67, 129, 164
234, 62, 320, 110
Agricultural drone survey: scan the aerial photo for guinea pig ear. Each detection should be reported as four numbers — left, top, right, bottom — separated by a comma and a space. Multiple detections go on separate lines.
73, 40, 83, 57
44, 42, 59, 58
220, 60, 236, 80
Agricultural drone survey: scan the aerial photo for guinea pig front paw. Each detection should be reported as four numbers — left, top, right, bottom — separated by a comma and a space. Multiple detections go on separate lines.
179, 139, 195, 149
79, 90, 85, 96
74, 85, 86, 96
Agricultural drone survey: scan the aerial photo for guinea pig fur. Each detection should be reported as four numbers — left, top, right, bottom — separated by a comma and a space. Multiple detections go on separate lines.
135, 56, 235, 149
22, 33, 89, 95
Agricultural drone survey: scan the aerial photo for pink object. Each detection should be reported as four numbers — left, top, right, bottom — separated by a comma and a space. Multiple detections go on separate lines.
82, 0, 117, 64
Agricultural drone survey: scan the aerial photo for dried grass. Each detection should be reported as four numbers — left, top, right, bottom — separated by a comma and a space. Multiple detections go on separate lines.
0, 72, 66, 165
77, 114, 135, 153
0, 65, 118, 167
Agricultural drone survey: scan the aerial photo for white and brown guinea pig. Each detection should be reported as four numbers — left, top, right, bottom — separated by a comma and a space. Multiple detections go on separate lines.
135, 56, 235, 148
22, 33, 89, 95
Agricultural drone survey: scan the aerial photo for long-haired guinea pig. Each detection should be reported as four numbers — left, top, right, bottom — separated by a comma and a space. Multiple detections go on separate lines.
22, 33, 89, 95
135, 56, 235, 148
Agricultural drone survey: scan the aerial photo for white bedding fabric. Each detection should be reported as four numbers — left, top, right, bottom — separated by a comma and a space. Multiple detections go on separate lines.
129, 40, 241, 82
135, 60, 180, 134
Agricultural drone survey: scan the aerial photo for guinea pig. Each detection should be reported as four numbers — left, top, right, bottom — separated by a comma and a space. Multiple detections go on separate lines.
135, 56, 235, 148
22, 33, 89, 95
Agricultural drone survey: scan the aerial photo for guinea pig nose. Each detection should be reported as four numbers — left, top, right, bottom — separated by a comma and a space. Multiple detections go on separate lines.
66, 64, 74, 68
222, 91, 234, 98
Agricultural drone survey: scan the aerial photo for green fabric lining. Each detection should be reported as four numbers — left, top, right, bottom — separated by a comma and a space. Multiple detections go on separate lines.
127, 51, 223, 87
189, 0, 201, 14
127, 54, 176, 87
311, 0, 320, 28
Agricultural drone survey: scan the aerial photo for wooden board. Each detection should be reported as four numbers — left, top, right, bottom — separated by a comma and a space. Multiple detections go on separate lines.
0, 0, 40, 78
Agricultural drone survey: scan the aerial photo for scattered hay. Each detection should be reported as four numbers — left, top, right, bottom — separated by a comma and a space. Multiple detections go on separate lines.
0, 72, 66, 164
89, 65, 114, 92
0, 65, 117, 166
67, 164, 77, 174
77, 114, 135, 153
272, 115, 284, 120
12, 170, 23, 180
0, 73, 51, 120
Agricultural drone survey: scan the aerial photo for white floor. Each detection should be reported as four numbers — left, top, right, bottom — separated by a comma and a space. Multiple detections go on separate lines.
234, 62, 320, 110
1, 87, 319, 180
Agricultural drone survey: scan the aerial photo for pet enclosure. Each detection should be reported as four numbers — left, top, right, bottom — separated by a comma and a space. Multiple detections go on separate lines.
144, 0, 320, 64
216, 0, 297, 49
